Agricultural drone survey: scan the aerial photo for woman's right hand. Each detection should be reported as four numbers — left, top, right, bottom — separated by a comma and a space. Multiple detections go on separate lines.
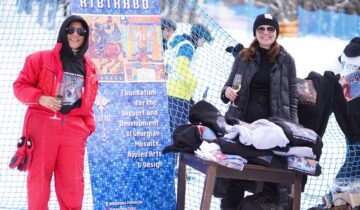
225, 87, 238, 102
38, 95, 62, 111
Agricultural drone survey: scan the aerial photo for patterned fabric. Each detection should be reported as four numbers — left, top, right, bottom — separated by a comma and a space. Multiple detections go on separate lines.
297, 78, 317, 105
287, 156, 320, 175
339, 71, 360, 101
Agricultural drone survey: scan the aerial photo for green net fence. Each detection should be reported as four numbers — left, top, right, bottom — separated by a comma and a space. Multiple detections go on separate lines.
0, 0, 353, 209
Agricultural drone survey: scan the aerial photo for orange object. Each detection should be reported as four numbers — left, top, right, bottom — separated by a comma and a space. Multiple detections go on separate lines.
279, 20, 298, 37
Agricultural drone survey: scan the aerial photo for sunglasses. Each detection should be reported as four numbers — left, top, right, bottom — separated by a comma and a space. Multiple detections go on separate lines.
256, 26, 276, 34
66, 27, 87, 36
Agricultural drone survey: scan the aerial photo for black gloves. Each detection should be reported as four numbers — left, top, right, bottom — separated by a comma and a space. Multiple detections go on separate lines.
225, 43, 244, 57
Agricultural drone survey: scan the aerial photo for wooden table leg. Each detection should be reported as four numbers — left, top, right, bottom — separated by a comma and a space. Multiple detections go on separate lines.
292, 173, 302, 210
176, 154, 187, 210
200, 164, 217, 210
255, 181, 264, 193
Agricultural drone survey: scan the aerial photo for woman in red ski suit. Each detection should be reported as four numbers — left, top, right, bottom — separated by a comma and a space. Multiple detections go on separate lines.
13, 15, 98, 210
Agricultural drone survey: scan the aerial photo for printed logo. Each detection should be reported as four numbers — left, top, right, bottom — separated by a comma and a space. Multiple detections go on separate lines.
94, 91, 110, 112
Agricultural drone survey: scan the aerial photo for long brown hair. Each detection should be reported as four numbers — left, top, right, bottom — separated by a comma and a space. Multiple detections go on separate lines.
241, 38, 281, 63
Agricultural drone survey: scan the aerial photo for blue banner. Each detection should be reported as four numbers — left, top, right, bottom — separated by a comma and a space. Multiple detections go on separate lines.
90, 83, 175, 210
71, 1, 176, 209
71, 0, 160, 15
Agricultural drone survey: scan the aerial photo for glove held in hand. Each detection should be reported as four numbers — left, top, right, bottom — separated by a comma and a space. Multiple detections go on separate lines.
9, 137, 33, 172
9, 136, 26, 169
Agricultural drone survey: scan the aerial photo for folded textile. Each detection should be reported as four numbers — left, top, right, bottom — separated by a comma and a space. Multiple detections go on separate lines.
224, 119, 289, 150
273, 146, 316, 159
162, 124, 202, 154
269, 117, 323, 160
195, 141, 247, 171
286, 156, 321, 176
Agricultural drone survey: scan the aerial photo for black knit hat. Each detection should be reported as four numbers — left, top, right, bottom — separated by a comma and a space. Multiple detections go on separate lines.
253, 13, 279, 37
191, 23, 214, 42
344, 37, 360, 57
161, 17, 177, 31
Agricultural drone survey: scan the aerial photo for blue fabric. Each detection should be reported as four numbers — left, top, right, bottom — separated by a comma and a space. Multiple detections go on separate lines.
336, 138, 360, 180
177, 44, 194, 60
168, 34, 195, 61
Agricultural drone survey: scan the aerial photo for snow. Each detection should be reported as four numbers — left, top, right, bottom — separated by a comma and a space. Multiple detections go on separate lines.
0, 1, 353, 209
281, 36, 347, 78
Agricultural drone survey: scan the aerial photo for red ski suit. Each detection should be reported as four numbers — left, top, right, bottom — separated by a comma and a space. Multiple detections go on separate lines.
13, 43, 98, 210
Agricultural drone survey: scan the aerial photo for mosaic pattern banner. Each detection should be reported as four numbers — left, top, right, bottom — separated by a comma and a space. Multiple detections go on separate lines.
71, 1, 175, 209
84, 15, 164, 82
90, 83, 175, 210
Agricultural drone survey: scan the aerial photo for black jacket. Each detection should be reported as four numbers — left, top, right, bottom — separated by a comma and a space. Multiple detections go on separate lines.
221, 46, 299, 124
298, 71, 339, 137
333, 83, 360, 144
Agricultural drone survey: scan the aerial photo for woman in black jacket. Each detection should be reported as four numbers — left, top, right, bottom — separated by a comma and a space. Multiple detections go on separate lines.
219, 13, 299, 210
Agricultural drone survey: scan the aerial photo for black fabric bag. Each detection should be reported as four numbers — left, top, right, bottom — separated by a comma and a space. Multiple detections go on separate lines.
189, 100, 228, 137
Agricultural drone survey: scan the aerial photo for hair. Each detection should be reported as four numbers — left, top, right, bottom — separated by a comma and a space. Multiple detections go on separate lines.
241, 38, 281, 63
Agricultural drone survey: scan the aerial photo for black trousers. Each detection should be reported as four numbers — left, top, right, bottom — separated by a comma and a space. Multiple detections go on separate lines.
245, 97, 270, 123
